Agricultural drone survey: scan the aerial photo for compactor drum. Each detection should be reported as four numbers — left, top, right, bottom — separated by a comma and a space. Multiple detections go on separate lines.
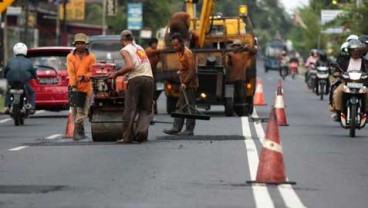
89, 63, 126, 142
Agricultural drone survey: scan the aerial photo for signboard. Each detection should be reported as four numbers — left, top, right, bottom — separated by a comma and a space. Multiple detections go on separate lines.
321, 10, 342, 24
0, 0, 15, 13
321, 10, 343, 34
127, 3, 142, 30
106, 0, 117, 16
59, 0, 85, 21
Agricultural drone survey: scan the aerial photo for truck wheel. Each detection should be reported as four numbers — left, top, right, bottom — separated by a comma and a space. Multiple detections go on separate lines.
224, 98, 234, 117
166, 96, 178, 114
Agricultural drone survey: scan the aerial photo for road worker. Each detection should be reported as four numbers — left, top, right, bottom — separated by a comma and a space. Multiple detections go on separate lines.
109, 30, 154, 143
163, 32, 199, 136
67, 33, 96, 140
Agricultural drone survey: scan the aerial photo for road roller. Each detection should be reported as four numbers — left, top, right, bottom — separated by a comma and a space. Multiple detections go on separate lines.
89, 62, 127, 142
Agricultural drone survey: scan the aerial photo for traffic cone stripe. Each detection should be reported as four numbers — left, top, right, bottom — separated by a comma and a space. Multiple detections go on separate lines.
274, 95, 285, 108
263, 139, 283, 153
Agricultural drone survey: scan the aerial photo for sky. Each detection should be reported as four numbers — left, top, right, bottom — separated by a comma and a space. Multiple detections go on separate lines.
280, 0, 309, 14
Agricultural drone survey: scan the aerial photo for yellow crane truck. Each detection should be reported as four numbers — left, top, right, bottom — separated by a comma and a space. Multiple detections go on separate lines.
158, 0, 257, 116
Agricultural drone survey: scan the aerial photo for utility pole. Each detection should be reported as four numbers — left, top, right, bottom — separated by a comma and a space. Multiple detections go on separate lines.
0, 12, 4, 78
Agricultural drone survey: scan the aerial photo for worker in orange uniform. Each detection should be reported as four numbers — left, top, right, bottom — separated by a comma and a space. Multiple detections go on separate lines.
145, 37, 162, 114
67, 33, 96, 141
227, 39, 256, 113
163, 32, 199, 136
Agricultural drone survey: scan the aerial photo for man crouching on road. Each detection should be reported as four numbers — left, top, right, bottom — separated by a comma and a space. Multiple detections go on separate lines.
108, 30, 154, 144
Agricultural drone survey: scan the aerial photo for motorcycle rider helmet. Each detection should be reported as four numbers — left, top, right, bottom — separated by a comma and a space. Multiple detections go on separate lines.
340, 42, 349, 53
346, 34, 359, 42
317, 49, 328, 62
347, 39, 363, 57
310, 49, 317, 57
13, 42, 28, 56
358, 35, 368, 45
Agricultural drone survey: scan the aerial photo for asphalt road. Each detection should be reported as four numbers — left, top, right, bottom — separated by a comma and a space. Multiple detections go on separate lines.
0, 59, 367, 208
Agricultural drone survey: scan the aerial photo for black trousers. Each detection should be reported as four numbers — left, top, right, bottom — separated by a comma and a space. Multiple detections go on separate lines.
172, 87, 196, 132
121, 76, 154, 141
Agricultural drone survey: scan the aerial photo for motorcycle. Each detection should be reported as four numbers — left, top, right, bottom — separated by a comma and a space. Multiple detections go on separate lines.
280, 59, 289, 80
8, 82, 31, 126
338, 69, 368, 137
289, 61, 299, 79
306, 64, 317, 92
315, 65, 330, 100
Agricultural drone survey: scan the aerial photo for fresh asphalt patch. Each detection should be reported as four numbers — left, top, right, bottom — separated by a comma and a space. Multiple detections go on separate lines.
0, 185, 68, 194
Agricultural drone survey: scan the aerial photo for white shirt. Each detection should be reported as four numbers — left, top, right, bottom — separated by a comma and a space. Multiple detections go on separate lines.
121, 43, 153, 80
347, 58, 362, 71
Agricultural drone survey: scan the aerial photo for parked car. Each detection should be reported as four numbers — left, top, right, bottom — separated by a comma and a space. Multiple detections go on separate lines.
88, 35, 124, 68
27, 47, 74, 111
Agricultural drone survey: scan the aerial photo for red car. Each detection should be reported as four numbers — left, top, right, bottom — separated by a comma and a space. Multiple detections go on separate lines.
27, 47, 74, 111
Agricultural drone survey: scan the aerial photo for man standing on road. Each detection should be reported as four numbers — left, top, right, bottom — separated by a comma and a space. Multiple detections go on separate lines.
145, 37, 162, 114
227, 39, 256, 111
67, 33, 96, 140
109, 30, 154, 144
163, 32, 199, 136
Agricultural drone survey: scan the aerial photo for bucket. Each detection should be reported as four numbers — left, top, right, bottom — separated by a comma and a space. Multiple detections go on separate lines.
69, 91, 87, 107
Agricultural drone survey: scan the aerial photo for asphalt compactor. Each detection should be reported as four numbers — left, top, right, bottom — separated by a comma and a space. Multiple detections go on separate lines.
89, 62, 126, 142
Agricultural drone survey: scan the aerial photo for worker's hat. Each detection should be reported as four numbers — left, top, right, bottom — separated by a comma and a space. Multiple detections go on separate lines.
73, 33, 89, 45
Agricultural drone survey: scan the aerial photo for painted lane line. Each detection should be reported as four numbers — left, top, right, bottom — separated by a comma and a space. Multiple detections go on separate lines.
278, 184, 307, 208
0, 110, 45, 124
9, 146, 29, 151
242, 117, 275, 208
46, 134, 63, 140
0, 118, 12, 123
252, 109, 307, 208
252, 110, 265, 144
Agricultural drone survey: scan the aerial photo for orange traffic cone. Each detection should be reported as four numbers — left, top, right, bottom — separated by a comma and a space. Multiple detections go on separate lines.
64, 107, 75, 138
274, 80, 289, 126
253, 78, 267, 106
247, 108, 296, 185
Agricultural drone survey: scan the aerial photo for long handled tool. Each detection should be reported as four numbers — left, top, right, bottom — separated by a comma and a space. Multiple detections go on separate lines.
171, 87, 210, 120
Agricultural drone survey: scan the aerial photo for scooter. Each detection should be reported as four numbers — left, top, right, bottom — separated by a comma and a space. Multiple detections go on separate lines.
315, 65, 330, 100
8, 82, 31, 126
280, 59, 289, 80
338, 69, 368, 137
289, 61, 299, 79
307, 64, 317, 92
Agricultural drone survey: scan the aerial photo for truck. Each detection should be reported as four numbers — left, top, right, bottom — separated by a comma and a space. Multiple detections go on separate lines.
158, 0, 257, 116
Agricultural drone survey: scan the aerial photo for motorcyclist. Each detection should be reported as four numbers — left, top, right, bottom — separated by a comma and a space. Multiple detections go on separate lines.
278, 50, 290, 77
358, 34, 368, 59
329, 39, 368, 121
315, 49, 332, 93
304, 49, 318, 82
3, 42, 37, 114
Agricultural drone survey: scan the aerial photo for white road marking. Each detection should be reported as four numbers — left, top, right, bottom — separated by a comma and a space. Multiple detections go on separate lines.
242, 117, 275, 208
0, 118, 12, 123
46, 134, 63, 140
252, 109, 307, 208
0, 110, 46, 124
278, 184, 307, 208
9, 146, 29, 151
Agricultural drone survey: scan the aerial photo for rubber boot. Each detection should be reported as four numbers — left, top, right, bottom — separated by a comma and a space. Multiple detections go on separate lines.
73, 123, 84, 141
178, 119, 195, 136
163, 117, 184, 135
80, 123, 88, 139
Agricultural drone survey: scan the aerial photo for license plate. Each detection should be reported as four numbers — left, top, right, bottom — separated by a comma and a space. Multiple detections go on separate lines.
156, 82, 164, 91
39, 77, 58, 84
347, 82, 363, 88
